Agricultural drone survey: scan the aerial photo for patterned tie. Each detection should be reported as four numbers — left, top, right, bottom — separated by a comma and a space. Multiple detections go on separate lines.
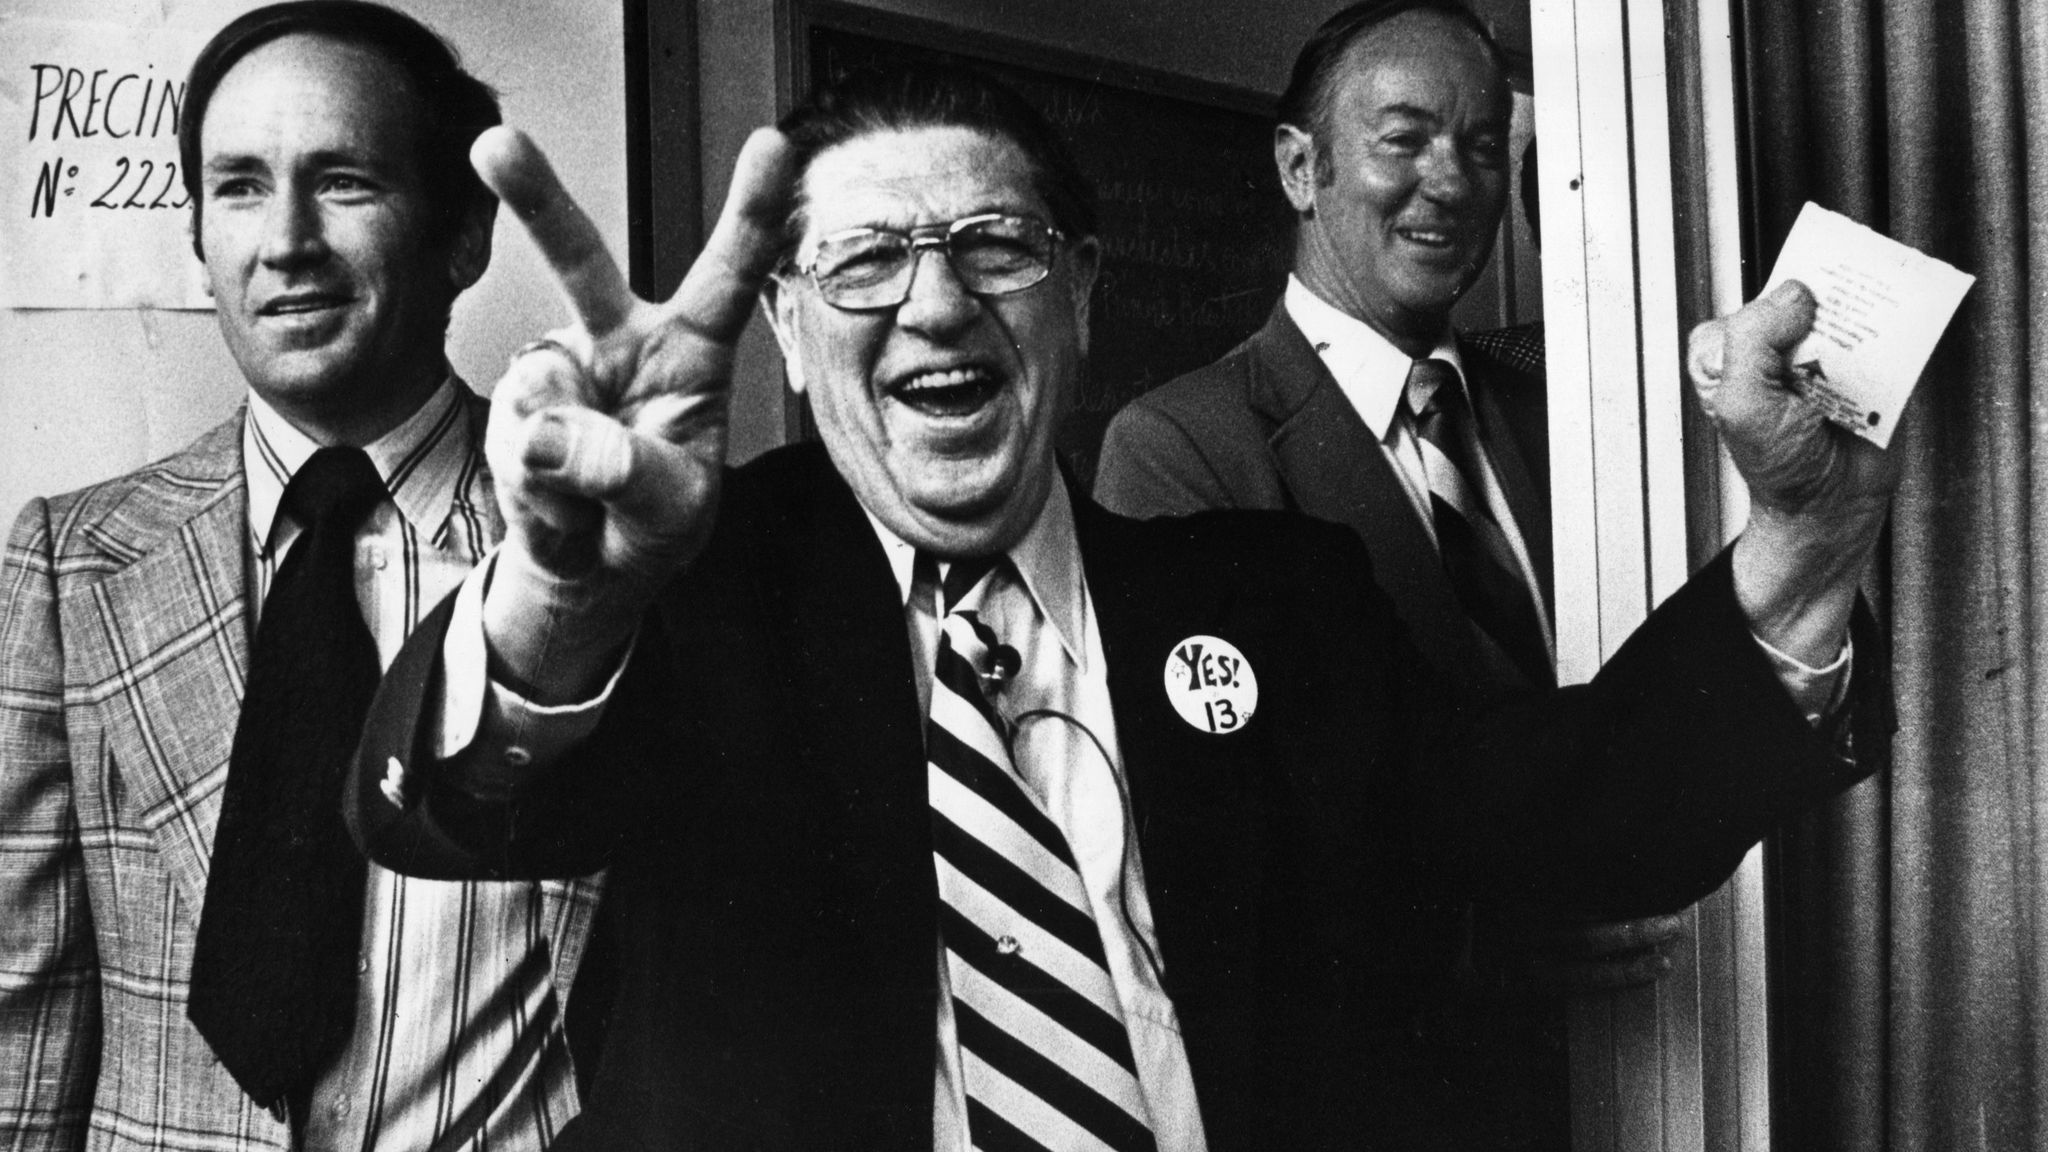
1406, 358, 1554, 688
190, 447, 386, 1111
918, 552, 1159, 1152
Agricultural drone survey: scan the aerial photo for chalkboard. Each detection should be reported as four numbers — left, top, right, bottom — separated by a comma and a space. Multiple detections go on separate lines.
786, 3, 1295, 483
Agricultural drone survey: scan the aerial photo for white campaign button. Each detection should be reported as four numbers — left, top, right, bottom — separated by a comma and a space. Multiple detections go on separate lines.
1162, 635, 1258, 734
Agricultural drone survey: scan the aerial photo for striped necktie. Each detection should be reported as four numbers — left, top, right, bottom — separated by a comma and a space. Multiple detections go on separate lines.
919, 553, 1159, 1152
1406, 357, 1554, 688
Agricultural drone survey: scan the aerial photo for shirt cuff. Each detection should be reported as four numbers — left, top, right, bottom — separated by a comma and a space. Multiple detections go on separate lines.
436, 549, 631, 799
1751, 629, 1852, 727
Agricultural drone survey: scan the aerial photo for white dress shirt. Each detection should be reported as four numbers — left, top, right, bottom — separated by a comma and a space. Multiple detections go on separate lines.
861, 484, 1208, 1152
244, 380, 597, 1152
1284, 274, 1557, 665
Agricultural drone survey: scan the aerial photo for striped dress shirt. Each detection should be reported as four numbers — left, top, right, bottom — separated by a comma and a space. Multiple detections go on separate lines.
243, 380, 597, 1152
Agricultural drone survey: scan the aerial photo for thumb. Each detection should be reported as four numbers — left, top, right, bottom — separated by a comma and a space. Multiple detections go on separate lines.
521, 407, 638, 501
1724, 279, 1817, 385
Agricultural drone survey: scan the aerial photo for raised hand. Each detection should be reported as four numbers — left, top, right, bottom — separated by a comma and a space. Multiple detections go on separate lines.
1689, 280, 1902, 664
471, 126, 797, 699
1688, 280, 1901, 522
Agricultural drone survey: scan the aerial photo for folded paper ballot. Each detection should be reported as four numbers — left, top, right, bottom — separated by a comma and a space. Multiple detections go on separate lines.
1758, 202, 1975, 449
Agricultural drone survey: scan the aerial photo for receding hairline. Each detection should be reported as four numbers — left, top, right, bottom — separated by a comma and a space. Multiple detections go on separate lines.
1311, 8, 1509, 135
786, 122, 1073, 250
202, 30, 428, 130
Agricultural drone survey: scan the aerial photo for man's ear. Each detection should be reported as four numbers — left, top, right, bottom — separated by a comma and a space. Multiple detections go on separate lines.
759, 277, 806, 394
1275, 124, 1320, 215
1065, 236, 1101, 357
446, 201, 497, 293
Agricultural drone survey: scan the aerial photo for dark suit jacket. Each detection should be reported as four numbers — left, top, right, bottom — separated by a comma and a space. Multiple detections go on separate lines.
1096, 304, 1553, 694
352, 442, 1882, 1152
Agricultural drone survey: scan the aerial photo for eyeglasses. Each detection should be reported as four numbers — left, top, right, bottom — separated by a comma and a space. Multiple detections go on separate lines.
788, 213, 1065, 311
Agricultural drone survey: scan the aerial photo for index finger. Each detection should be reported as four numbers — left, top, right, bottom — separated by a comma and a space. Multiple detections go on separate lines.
473, 127, 636, 335
665, 127, 801, 345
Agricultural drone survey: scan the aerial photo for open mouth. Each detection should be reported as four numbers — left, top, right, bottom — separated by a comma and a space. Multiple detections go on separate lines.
888, 365, 1004, 419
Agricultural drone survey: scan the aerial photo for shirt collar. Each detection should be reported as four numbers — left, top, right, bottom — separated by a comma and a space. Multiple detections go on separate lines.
243, 373, 470, 557
864, 478, 1089, 671
1283, 274, 1464, 439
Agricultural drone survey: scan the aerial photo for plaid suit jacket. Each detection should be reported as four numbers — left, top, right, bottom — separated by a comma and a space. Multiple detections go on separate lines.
0, 404, 601, 1152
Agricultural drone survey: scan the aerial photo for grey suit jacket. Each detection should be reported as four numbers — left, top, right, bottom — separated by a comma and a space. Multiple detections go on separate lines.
0, 399, 599, 1151
1096, 303, 1554, 693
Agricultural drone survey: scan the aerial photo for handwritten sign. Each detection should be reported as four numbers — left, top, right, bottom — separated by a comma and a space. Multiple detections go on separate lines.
2, 18, 211, 309
1759, 202, 1975, 449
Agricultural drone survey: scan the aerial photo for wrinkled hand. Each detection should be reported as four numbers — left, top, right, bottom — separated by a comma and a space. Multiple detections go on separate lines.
473, 127, 796, 697
1687, 280, 1901, 521
1688, 281, 1902, 662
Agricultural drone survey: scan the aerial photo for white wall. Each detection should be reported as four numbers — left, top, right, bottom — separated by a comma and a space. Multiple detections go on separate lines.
0, 0, 625, 523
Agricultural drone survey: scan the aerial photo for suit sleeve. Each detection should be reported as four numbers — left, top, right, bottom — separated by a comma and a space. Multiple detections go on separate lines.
349, 588, 673, 882
1261, 517, 1888, 919
0, 500, 102, 1151
1418, 546, 1889, 915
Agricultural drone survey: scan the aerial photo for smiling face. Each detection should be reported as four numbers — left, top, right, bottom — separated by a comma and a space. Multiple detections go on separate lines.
198, 33, 487, 445
764, 126, 1099, 557
1278, 10, 1510, 356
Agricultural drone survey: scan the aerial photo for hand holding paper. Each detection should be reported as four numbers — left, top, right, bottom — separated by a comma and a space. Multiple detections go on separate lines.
1689, 280, 1901, 665
1760, 202, 1974, 449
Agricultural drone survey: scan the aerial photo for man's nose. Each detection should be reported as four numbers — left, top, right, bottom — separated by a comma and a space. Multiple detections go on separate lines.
259, 187, 328, 268
894, 244, 981, 336
1417, 141, 1474, 204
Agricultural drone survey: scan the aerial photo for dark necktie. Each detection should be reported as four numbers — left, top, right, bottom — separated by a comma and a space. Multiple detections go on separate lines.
1406, 358, 1554, 688
916, 552, 1158, 1152
190, 446, 387, 1111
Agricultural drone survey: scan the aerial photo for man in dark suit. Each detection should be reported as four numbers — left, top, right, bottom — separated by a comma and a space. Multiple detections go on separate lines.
1093, 5, 1668, 1143
350, 62, 1895, 1152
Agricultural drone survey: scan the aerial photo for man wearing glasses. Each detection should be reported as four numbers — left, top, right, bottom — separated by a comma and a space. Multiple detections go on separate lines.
352, 61, 1894, 1151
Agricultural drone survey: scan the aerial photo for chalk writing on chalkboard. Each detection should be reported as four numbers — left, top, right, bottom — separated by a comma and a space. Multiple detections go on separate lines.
791, 4, 1294, 483
3, 20, 208, 309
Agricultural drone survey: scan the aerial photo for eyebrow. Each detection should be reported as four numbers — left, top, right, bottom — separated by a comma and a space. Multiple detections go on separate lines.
202, 148, 382, 174
1368, 102, 1509, 132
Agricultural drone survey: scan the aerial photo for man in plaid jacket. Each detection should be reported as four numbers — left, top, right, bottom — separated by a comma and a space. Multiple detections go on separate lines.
0, 5, 601, 1150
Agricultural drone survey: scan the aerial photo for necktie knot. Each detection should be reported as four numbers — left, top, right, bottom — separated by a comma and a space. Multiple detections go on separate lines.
917, 551, 1020, 688
1405, 356, 1463, 422
283, 447, 386, 535
915, 549, 1003, 614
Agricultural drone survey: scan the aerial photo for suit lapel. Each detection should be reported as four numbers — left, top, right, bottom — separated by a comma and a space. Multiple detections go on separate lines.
749, 452, 937, 963
1244, 307, 1485, 677
1464, 348, 1554, 610
62, 416, 250, 920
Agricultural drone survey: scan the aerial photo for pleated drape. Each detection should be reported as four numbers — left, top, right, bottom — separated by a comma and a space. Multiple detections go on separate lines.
1741, 2, 2048, 1149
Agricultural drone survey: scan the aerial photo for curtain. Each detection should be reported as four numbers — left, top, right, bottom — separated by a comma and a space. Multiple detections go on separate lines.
1740, 1, 2048, 1148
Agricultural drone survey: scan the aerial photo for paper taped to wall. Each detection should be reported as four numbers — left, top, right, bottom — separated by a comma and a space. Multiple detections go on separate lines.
1759, 202, 1974, 450
1, 18, 211, 310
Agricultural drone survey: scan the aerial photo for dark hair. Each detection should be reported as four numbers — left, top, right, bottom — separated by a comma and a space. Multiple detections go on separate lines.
179, 0, 501, 258
774, 61, 1098, 255
1277, 0, 1508, 174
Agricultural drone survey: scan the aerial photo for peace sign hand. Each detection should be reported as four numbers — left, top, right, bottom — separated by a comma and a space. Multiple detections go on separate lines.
472, 127, 797, 700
